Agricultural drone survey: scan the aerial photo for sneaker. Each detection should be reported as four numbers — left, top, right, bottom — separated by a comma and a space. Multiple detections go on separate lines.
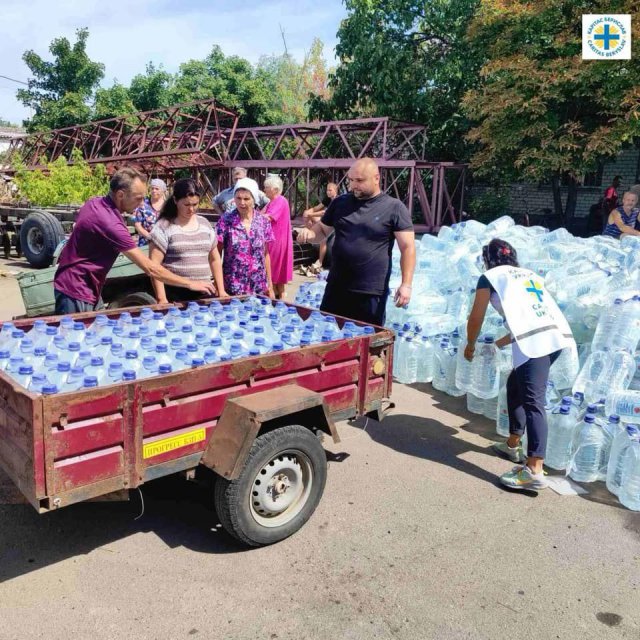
492, 441, 525, 464
499, 465, 548, 491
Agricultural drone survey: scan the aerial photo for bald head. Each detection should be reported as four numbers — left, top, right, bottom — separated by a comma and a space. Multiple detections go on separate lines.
347, 158, 380, 199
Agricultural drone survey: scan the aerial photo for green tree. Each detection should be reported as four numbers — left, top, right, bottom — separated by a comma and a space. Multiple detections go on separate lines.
309, 0, 482, 159
128, 63, 173, 112
94, 82, 136, 120
17, 28, 105, 132
462, 0, 640, 223
170, 46, 277, 126
13, 149, 110, 206
257, 38, 332, 124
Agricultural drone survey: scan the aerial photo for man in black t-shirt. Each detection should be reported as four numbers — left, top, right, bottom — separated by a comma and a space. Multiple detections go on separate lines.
302, 182, 338, 272
297, 158, 415, 325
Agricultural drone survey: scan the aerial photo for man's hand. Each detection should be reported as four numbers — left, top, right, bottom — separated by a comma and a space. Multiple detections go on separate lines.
464, 343, 475, 362
297, 228, 315, 244
394, 284, 412, 307
189, 280, 216, 296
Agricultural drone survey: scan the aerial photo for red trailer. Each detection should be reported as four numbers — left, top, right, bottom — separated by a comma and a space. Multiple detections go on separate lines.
0, 300, 394, 546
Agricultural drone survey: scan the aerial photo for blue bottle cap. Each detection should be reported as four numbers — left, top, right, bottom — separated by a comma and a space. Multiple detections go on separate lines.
131, 318, 142, 326
91, 357, 104, 366
18, 365, 33, 374
255, 337, 265, 345
230, 343, 242, 354
186, 344, 198, 353
109, 362, 123, 371
204, 349, 216, 360
42, 384, 58, 395
208, 320, 219, 328
586, 404, 597, 413
46, 326, 58, 335
83, 376, 98, 387
143, 356, 157, 366
34, 347, 47, 356
68, 342, 80, 351
156, 344, 168, 353
11, 330, 25, 339
170, 338, 183, 348
126, 350, 138, 359
180, 310, 190, 318
249, 348, 260, 356
232, 331, 244, 339
272, 343, 283, 352
584, 414, 595, 423
73, 322, 85, 330
153, 312, 163, 320
107, 319, 117, 327
363, 326, 375, 334
181, 325, 193, 333
101, 336, 113, 345
210, 337, 222, 346
155, 329, 167, 338
57, 362, 71, 372
483, 336, 494, 343
191, 358, 205, 367
128, 330, 140, 338
609, 415, 620, 423
220, 354, 231, 361
141, 337, 153, 347
253, 326, 264, 334
71, 366, 84, 375
159, 364, 172, 374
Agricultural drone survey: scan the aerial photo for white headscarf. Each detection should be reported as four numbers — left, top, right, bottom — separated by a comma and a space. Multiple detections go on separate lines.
233, 177, 260, 204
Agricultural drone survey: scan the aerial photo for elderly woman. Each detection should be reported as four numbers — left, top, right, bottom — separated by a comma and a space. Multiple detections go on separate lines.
132, 178, 167, 246
149, 178, 226, 303
262, 174, 292, 299
216, 177, 275, 297
603, 191, 640, 238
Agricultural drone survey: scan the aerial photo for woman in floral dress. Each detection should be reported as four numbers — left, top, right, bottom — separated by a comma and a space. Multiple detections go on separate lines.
216, 177, 275, 297
133, 178, 167, 247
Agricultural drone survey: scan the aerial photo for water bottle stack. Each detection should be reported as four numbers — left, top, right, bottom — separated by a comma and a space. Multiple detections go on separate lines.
0, 299, 378, 396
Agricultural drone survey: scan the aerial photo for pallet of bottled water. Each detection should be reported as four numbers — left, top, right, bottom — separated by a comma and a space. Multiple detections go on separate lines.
0, 297, 377, 396
334, 214, 640, 510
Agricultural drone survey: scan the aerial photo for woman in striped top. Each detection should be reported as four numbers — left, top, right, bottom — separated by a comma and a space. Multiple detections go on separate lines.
603, 191, 640, 239
149, 179, 227, 303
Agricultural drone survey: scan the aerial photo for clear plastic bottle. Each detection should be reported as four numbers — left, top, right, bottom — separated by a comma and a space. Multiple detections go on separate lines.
42, 383, 58, 396
139, 337, 155, 355
5, 356, 24, 378
18, 338, 35, 365
139, 356, 159, 379
619, 437, 640, 510
0, 321, 16, 348
605, 390, 640, 424
606, 425, 640, 495
94, 336, 114, 361
432, 339, 449, 392
44, 353, 59, 373
105, 362, 123, 385
154, 344, 172, 367
14, 364, 34, 389
466, 393, 484, 414
83, 376, 99, 389
395, 335, 419, 384
415, 336, 434, 383
66, 341, 81, 367
544, 406, 575, 470
61, 366, 85, 393
496, 383, 510, 436
567, 414, 612, 482
28, 373, 49, 394
147, 312, 166, 335
0, 349, 10, 372
88, 313, 109, 334
33, 326, 58, 351
455, 340, 474, 392
86, 357, 106, 385
573, 349, 636, 403
122, 370, 137, 382
229, 342, 248, 360
470, 336, 499, 399
76, 350, 92, 370
158, 364, 172, 376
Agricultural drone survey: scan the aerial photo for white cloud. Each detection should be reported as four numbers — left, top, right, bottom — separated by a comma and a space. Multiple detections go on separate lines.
0, 0, 343, 124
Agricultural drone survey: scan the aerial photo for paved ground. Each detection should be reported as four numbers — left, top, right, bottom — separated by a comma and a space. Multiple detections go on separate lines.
0, 255, 638, 639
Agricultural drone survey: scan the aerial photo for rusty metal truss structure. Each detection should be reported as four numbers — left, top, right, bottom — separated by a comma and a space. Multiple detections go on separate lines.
4, 100, 466, 230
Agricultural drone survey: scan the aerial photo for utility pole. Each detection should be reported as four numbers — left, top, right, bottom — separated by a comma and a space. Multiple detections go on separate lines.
279, 24, 289, 56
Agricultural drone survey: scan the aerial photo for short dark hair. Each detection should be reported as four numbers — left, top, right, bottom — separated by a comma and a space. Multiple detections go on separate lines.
158, 178, 200, 222
482, 238, 519, 269
109, 167, 147, 193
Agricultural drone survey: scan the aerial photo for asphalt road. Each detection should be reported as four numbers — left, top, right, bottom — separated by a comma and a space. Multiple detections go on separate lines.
0, 260, 637, 639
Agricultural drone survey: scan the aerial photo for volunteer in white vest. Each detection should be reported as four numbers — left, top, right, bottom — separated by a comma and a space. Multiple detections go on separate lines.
464, 238, 575, 491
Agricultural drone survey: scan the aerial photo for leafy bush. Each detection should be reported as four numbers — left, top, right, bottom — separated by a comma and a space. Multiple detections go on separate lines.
13, 149, 109, 206
467, 187, 509, 224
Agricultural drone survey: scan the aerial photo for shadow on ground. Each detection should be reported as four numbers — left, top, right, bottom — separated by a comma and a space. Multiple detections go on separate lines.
0, 472, 246, 583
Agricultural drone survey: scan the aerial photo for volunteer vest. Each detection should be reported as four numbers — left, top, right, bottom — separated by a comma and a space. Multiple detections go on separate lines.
484, 265, 575, 358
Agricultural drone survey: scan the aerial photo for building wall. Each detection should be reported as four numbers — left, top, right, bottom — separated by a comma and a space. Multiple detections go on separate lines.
507, 146, 640, 219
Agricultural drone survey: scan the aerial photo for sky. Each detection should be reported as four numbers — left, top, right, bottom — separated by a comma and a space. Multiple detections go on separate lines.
0, 0, 346, 126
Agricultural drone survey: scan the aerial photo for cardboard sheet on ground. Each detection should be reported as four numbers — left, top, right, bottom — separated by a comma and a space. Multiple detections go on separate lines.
546, 476, 589, 496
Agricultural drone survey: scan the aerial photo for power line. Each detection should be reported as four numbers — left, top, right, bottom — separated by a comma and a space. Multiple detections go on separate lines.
0, 74, 28, 86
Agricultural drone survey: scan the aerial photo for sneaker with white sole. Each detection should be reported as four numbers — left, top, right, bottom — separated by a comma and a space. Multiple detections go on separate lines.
499, 465, 548, 491
491, 441, 525, 464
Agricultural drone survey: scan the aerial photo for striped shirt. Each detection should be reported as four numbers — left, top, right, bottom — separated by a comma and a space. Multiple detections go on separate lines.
149, 216, 216, 281
603, 206, 640, 238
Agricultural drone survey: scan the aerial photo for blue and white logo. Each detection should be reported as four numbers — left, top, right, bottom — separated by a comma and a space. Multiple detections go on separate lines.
582, 14, 631, 60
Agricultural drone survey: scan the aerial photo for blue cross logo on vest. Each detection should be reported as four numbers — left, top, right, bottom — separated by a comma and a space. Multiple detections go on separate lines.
526, 280, 544, 303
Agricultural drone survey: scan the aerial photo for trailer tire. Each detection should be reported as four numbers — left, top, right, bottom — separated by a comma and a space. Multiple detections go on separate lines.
108, 291, 157, 309
20, 211, 65, 268
214, 424, 327, 547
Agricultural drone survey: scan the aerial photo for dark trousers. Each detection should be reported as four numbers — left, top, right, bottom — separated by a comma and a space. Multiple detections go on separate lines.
163, 285, 207, 303
320, 284, 387, 326
54, 289, 104, 315
507, 350, 560, 459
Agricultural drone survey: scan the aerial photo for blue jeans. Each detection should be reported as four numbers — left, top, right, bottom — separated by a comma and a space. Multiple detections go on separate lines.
507, 350, 561, 458
54, 289, 104, 315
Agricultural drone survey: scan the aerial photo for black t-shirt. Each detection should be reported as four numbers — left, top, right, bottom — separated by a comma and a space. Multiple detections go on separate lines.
321, 192, 413, 295
321, 195, 332, 208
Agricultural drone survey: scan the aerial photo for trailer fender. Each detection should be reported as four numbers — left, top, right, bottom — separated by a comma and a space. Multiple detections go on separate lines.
200, 384, 339, 480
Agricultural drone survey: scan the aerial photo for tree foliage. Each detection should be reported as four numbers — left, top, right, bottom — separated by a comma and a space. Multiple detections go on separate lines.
17, 28, 105, 132
13, 150, 110, 206
309, 0, 482, 159
94, 82, 135, 120
462, 0, 640, 220
128, 63, 173, 112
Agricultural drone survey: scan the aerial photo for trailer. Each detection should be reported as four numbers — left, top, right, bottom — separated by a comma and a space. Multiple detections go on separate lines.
0, 300, 394, 546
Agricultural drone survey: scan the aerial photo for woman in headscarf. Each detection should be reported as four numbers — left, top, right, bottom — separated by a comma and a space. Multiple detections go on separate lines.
215, 177, 275, 297
262, 174, 292, 299
133, 178, 167, 246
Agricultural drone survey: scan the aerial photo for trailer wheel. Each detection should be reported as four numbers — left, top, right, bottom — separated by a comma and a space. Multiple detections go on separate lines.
20, 211, 65, 268
214, 425, 327, 547
108, 291, 157, 309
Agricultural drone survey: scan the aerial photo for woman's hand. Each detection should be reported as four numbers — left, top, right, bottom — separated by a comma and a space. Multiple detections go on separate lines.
189, 280, 216, 296
495, 334, 512, 349
156, 297, 169, 305
464, 343, 475, 362
267, 284, 275, 299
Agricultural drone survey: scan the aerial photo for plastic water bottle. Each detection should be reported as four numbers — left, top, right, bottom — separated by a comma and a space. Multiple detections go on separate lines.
0, 349, 10, 372
139, 356, 159, 379
470, 337, 499, 399
544, 406, 575, 470
466, 393, 484, 414
83, 376, 99, 389
58, 316, 75, 338
28, 373, 48, 394
18, 338, 35, 365
573, 349, 636, 403
139, 337, 155, 355
147, 312, 166, 335
619, 437, 640, 510
33, 326, 58, 351
415, 336, 434, 383
106, 362, 123, 384
76, 350, 92, 370
14, 365, 33, 389
158, 364, 172, 376
122, 370, 137, 382
496, 383, 510, 436
42, 384, 58, 395
89, 314, 110, 335
206, 337, 228, 362
432, 339, 449, 392
5, 356, 24, 377
70, 321, 87, 344
0, 321, 16, 348
605, 390, 640, 424
66, 341, 81, 367
86, 357, 106, 385
395, 335, 419, 384
229, 343, 248, 360
567, 414, 612, 482
606, 425, 639, 496
95, 336, 114, 361
61, 366, 85, 392
155, 344, 172, 367
44, 353, 59, 373
455, 340, 474, 392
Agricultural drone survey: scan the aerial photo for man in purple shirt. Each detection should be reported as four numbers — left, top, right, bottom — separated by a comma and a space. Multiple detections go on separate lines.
54, 167, 215, 314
